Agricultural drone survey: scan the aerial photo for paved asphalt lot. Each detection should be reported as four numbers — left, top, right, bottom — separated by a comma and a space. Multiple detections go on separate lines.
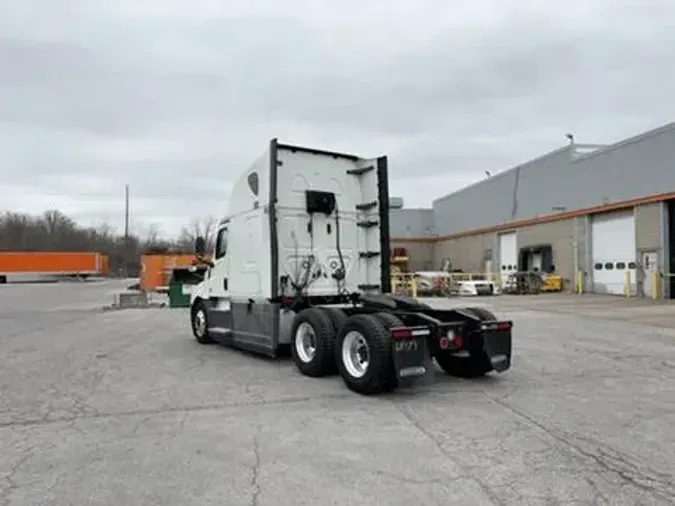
1, 280, 675, 505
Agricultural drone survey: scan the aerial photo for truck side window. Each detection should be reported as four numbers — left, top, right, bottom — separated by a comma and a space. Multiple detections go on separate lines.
215, 228, 228, 259
247, 172, 259, 196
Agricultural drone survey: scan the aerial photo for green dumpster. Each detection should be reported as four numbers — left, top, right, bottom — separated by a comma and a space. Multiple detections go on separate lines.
168, 267, 207, 308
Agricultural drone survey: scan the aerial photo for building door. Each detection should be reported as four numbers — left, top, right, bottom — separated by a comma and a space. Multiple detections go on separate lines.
641, 251, 658, 298
498, 232, 517, 289
591, 210, 636, 295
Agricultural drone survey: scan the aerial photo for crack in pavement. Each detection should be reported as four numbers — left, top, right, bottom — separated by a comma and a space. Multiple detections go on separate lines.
392, 403, 506, 506
0, 450, 35, 506
487, 394, 675, 502
249, 427, 262, 506
0, 392, 355, 430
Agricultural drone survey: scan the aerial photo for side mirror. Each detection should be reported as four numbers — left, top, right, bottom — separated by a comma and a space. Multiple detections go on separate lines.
194, 236, 206, 256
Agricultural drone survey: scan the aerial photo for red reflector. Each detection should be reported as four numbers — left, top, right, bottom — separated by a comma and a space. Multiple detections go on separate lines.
391, 328, 412, 339
496, 322, 512, 331
283, 296, 294, 306
454, 335, 464, 348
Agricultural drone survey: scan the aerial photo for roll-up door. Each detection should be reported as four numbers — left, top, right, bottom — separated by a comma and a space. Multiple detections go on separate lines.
498, 232, 517, 288
591, 210, 636, 295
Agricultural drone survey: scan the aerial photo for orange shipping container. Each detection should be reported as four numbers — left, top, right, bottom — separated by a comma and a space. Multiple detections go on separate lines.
140, 254, 199, 292
0, 252, 110, 276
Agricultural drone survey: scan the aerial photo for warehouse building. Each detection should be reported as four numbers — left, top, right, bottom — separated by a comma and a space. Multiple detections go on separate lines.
390, 121, 675, 298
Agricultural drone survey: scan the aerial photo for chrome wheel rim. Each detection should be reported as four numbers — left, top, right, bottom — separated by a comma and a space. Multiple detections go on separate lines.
194, 309, 206, 336
342, 330, 370, 378
295, 322, 317, 363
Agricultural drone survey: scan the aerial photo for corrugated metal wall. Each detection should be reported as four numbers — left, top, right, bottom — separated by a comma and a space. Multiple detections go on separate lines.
431, 167, 520, 236
430, 122, 675, 237
389, 209, 434, 238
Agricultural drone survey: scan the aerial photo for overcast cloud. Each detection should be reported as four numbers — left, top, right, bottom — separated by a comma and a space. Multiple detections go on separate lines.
1, 0, 674, 236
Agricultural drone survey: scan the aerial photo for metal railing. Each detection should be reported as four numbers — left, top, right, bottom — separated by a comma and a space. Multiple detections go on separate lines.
390, 272, 501, 298
575, 269, 671, 299
391, 269, 671, 299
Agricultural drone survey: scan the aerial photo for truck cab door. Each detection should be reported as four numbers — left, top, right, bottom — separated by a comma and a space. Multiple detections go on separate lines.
208, 227, 229, 297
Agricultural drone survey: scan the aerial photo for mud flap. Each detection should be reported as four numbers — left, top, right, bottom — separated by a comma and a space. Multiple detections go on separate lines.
481, 327, 512, 373
392, 335, 433, 388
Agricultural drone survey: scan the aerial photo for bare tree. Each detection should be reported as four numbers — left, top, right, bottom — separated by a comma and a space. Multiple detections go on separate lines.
144, 223, 161, 248
0, 209, 222, 275
178, 215, 218, 252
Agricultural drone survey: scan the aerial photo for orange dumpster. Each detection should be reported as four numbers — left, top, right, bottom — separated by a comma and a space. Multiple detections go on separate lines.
140, 253, 203, 292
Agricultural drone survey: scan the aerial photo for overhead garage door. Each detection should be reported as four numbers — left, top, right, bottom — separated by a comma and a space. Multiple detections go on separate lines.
498, 232, 517, 288
591, 210, 636, 295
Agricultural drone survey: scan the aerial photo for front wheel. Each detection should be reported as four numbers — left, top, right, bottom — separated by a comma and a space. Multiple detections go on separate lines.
191, 300, 215, 344
335, 314, 396, 395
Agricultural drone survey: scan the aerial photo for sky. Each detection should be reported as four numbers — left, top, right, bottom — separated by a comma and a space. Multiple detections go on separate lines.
1, 0, 674, 238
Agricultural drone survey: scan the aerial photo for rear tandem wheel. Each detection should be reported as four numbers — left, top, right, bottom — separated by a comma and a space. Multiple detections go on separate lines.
290, 308, 338, 377
434, 307, 495, 378
335, 314, 396, 396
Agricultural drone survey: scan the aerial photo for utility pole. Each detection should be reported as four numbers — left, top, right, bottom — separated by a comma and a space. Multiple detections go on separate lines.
124, 185, 130, 277
124, 184, 130, 239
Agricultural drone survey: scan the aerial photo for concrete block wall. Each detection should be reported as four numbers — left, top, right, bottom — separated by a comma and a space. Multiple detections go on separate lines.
635, 203, 663, 253
634, 202, 666, 295
390, 240, 435, 271
434, 234, 494, 274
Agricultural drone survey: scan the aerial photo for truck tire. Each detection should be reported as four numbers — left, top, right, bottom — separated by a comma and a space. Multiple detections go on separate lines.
435, 351, 492, 378
387, 294, 432, 310
291, 308, 337, 377
191, 300, 215, 345
464, 307, 496, 321
371, 312, 406, 389
319, 307, 348, 333
335, 314, 396, 395
372, 312, 403, 330
434, 306, 494, 378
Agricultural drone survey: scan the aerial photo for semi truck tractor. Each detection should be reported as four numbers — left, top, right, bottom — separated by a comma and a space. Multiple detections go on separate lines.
189, 139, 513, 395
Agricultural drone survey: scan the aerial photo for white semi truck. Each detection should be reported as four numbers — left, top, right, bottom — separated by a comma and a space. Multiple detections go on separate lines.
189, 139, 513, 395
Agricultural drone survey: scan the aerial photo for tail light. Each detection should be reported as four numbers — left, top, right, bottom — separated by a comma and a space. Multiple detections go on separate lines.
439, 329, 463, 350
391, 327, 431, 340
391, 328, 412, 340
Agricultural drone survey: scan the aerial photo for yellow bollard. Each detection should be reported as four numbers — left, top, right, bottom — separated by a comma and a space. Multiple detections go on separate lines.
624, 270, 631, 297
411, 276, 418, 298
576, 270, 584, 294
653, 270, 659, 300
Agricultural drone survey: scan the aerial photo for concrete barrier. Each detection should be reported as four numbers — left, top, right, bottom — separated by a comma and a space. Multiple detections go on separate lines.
105, 291, 166, 310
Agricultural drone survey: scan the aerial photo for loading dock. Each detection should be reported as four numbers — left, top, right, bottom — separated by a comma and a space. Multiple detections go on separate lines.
518, 244, 554, 273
